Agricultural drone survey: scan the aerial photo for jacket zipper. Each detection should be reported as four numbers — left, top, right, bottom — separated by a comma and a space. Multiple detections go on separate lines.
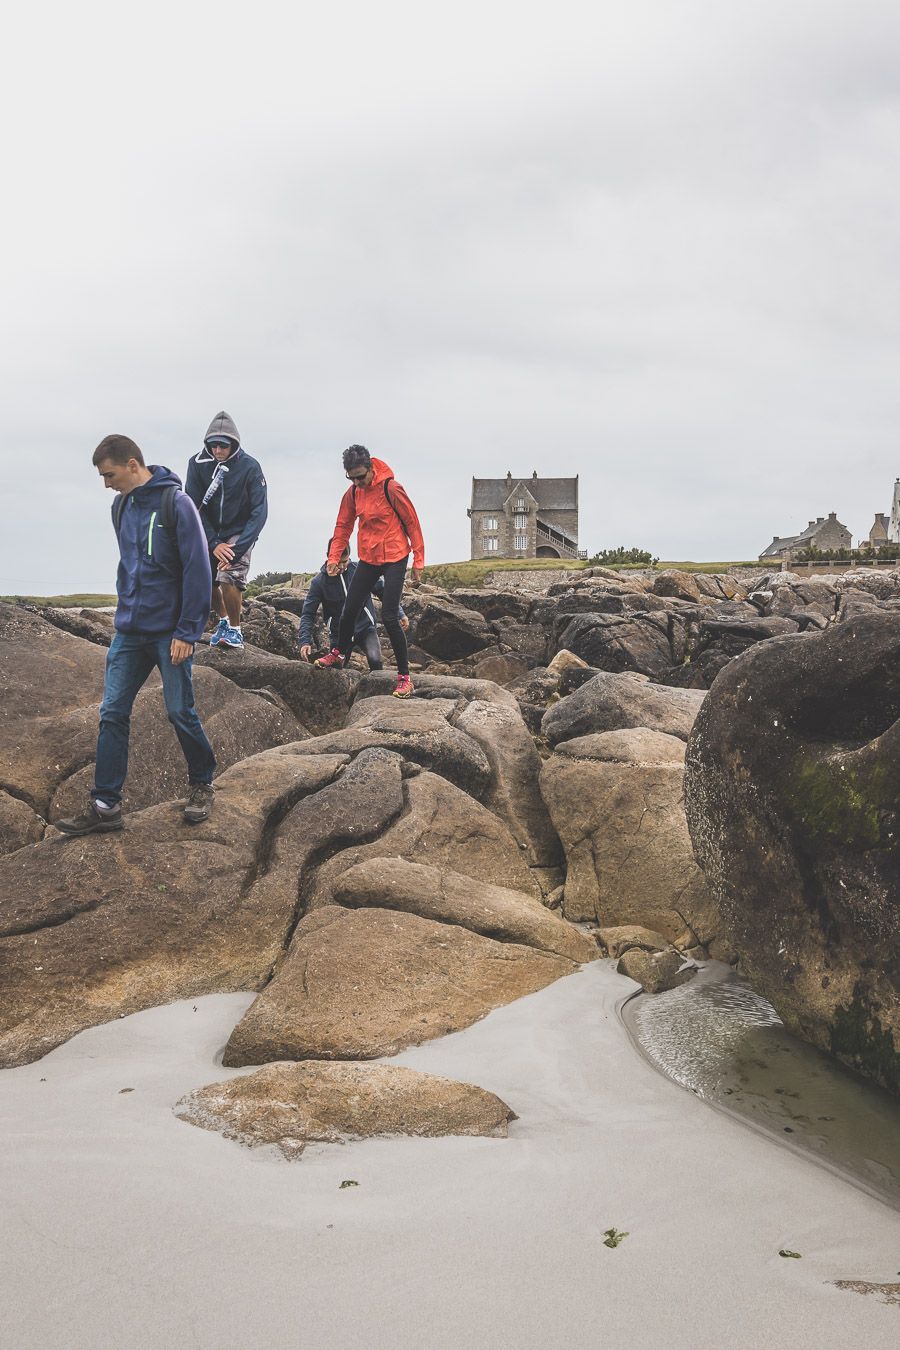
147, 510, 157, 556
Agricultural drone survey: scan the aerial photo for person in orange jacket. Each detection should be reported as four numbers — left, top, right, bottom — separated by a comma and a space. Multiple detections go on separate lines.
315, 444, 424, 698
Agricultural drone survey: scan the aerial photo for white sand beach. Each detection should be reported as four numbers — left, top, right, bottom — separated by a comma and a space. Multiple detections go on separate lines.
1, 960, 897, 1350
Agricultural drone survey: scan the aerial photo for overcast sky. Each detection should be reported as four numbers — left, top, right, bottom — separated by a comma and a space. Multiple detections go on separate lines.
2, 0, 899, 593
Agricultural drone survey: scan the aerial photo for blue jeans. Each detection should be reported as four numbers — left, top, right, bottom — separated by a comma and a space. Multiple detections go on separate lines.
94, 632, 216, 806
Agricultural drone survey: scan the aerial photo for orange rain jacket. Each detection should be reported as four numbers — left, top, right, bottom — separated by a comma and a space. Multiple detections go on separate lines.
327, 457, 425, 571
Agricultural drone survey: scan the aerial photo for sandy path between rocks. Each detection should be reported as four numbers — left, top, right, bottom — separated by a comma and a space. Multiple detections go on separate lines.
1, 962, 898, 1350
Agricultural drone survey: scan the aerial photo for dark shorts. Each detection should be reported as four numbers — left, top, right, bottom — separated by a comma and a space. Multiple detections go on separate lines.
210, 536, 254, 590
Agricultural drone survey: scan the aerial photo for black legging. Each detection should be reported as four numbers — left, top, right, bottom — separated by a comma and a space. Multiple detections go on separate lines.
338, 558, 409, 675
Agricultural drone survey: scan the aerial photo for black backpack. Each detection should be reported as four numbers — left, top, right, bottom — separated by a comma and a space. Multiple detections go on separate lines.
112, 485, 181, 557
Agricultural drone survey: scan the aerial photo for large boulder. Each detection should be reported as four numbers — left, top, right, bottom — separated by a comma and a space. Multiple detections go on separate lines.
302, 765, 541, 909
193, 645, 358, 733
0, 749, 349, 1067
542, 671, 706, 747
332, 858, 596, 963
540, 729, 719, 947
685, 611, 900, 1095
222, 905, 575, 1066
292, 697, 493, 798
455, 698, 564, 878
0, 603, 107, 815
414, 600, 496, 660
175, 1062, 516, 1154
555, 612, 678, 677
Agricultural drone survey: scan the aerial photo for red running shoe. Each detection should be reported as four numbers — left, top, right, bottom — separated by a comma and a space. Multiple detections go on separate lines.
314, 648, 345, 669
392, 673, 414, 699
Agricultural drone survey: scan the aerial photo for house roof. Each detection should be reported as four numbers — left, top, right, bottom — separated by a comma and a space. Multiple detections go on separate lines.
758, 514, 849, 558
471, 475, 578, 512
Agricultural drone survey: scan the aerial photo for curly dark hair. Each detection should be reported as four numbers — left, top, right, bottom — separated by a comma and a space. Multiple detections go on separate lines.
342, 444, 372, 472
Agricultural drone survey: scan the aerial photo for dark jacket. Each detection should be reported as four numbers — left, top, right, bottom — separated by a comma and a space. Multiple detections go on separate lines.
185, 412, 268, 557
111, 467, 212, 644
298, 562, 405, 649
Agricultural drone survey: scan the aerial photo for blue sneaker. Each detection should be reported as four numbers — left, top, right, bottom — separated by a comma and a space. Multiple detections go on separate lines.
218, 625, 245, 651
209, 617, 229, 647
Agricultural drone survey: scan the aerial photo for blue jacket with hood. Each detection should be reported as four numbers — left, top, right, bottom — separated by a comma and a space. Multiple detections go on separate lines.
297, 561, 406, 649
185, 411, 268, 558
111, 466, 213, 644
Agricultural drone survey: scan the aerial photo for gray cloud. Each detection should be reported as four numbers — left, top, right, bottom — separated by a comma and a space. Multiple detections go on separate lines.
2, 0, 899, 592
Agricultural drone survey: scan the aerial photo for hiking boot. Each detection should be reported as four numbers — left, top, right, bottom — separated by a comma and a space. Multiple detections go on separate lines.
209, 617, 229, 647
218, 625, 244, 651
184, 783, 214, 824
314, 648, 345, 669
57, 800, 123, 837
392, 673, 414, 699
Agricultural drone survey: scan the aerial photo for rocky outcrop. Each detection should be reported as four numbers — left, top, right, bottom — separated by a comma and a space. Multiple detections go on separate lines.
542, 671, 705, 747
332, 858, 597, 962
685, 610, 900, 1095
540, 729, 719, 948
175, 1062, 516, 1154
222, 905, 575, 1067
193, 645, 358, 734
414, 600, 497, 660
48, 666, 307, 821
0, 751, 349, 1067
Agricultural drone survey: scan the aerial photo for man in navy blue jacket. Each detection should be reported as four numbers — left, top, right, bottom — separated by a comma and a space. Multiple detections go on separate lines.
58, 435, 216, 837
185, 411, 268, 653
297, 544, 408, 669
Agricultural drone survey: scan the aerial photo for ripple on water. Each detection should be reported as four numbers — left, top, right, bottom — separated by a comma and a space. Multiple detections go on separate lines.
622, 963, 900, 1211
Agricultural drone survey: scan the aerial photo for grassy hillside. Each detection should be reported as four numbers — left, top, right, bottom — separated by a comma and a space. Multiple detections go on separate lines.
421, 558, 761, 590
0, 593, 117, 608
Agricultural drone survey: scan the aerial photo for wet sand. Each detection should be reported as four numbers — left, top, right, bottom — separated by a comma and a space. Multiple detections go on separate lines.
1, 961, 898, 1349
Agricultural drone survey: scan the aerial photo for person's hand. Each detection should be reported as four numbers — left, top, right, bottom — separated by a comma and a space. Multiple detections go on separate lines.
408, 567, 422, 587
170, 638, 194, 666
213, 542, 235, 565
299, 643, 312, 662
326, 561, 339, 577
399, 616, 410, 631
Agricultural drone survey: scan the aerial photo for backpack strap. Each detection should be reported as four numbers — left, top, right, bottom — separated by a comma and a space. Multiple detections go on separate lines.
112, 486, 181, 532
382, 477, 405, 526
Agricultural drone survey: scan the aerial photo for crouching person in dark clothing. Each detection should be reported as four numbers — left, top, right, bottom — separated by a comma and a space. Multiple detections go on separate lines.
58, 435, 216, 837
298, 543, 408, 670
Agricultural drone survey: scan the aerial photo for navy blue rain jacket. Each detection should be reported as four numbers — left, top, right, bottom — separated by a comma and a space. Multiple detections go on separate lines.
185, 446, 268, 558
111, 466, 213, 644
297, 562, 404, 648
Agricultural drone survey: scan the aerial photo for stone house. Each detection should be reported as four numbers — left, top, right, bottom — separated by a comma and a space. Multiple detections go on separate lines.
468, 472, 582, 560
758, 512, 852, 560
867, 513, 889, 549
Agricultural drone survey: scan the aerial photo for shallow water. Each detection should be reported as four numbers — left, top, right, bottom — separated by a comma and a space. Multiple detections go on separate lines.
621, 963, 900, 1212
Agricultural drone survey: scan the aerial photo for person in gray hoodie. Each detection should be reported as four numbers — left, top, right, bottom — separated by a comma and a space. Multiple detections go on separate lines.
185, 412, 268, 652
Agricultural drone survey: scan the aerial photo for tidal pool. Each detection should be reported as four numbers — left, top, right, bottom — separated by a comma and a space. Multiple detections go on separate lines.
621, 962, 900, 1212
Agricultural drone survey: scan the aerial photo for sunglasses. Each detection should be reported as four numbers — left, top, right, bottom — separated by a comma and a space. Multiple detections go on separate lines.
207, 440, 232, 450
346, 469, 369, 482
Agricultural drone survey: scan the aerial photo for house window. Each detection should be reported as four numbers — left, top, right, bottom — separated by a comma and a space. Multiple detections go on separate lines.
515, 499, 526, 510
484, 517, 498, 530
483, 537, 499, 552
514, 513, 527, 529
514, 534, 527, 550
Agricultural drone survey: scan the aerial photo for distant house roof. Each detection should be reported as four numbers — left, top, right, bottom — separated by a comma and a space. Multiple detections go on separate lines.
471, 475, 578, 512
759, 513, 849, 558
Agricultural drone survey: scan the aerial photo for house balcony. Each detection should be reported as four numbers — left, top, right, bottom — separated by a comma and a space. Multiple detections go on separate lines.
536, 518, 583, 559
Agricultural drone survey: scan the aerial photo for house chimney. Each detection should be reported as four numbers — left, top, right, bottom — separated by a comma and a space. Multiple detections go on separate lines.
532, 470, 538, 480
828, 511, 836, 520
807, 521, 815, 528
506, 470, 512, 484
817, 516, 824, 523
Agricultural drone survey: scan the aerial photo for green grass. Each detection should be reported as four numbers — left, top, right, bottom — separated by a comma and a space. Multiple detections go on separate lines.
421, 558, 761, 590
0, 593, 117, 608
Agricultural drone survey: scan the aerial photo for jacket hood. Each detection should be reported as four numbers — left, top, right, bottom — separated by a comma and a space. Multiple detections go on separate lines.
134, 465, 183, 494
369, 457, 394, 484
199, 410, 241, 461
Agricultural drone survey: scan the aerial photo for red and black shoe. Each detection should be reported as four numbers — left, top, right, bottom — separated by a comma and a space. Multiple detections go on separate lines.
392, 673, 414, 699
314, 648, 345, 669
